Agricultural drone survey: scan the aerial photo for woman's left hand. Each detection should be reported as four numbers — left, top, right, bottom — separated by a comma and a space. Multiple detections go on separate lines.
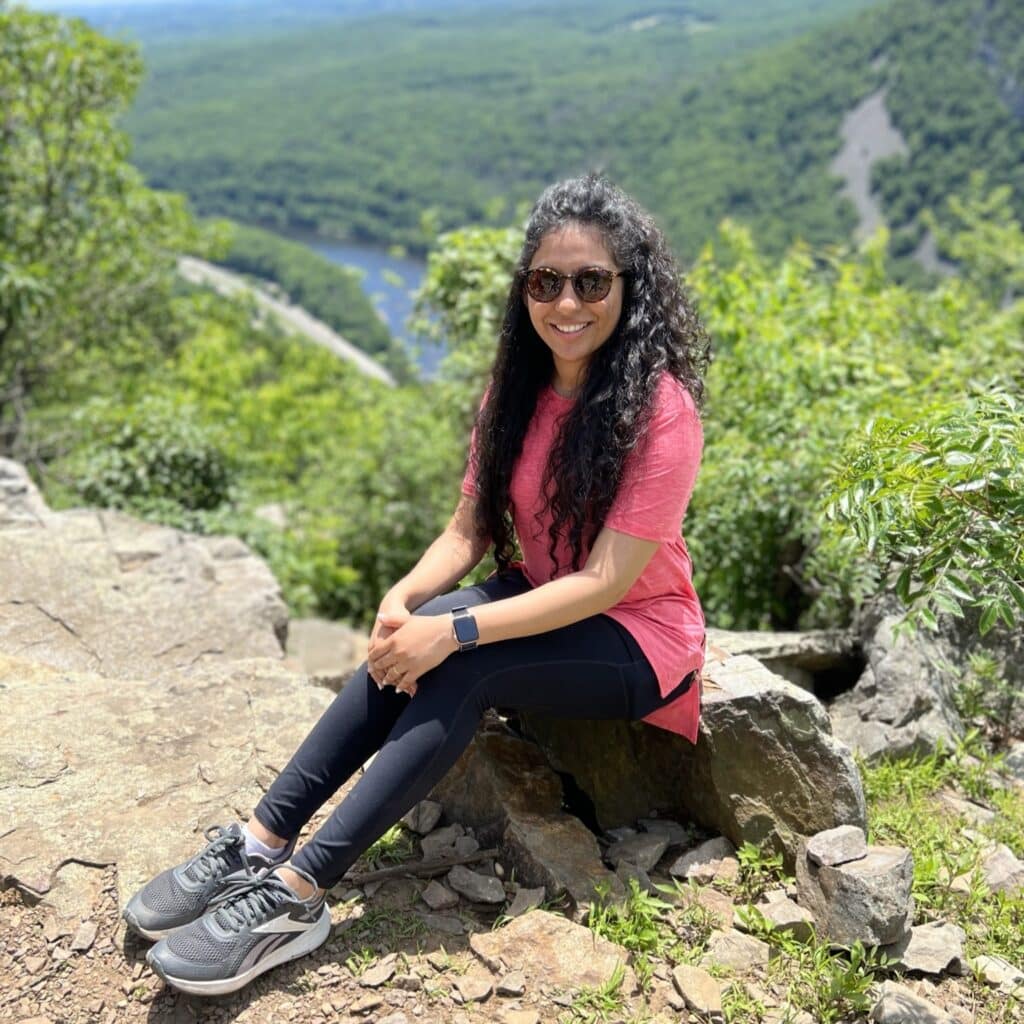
369, 615, 456, 696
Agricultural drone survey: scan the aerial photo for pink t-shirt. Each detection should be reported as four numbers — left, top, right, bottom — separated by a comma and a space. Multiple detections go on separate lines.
460, 371, 706, 743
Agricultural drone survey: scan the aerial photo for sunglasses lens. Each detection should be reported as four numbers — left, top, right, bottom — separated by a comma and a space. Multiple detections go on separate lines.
525, 268, 562, 302
575, 269, 613, 302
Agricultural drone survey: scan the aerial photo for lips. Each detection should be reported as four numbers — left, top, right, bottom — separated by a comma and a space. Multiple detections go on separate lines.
551, 323, 590, 336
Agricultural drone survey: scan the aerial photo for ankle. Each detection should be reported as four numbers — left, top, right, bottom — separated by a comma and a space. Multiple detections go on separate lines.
245, 816, 289, 850
276, 865, 323, 901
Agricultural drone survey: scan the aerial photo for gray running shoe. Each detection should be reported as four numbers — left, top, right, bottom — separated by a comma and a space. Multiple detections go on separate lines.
146, 865, 330, 996
122, 823, 295, 941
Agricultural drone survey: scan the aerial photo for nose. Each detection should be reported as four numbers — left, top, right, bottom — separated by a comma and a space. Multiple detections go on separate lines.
554, 279, 582, 312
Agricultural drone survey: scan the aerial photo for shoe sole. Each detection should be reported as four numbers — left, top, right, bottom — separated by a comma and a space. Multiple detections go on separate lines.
147, 906, 331, 996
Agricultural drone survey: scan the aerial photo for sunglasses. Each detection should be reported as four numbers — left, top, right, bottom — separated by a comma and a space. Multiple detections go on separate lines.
521, 265, 625, 303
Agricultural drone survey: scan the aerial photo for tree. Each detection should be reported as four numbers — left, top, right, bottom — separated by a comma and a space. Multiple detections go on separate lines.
0, 5, 205, 459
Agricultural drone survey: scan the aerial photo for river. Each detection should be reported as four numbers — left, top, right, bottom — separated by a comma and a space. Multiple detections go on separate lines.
292, 234, 447, 378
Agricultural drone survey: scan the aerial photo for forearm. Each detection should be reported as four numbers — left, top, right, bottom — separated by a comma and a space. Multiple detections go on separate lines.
470, 570, 624, 646
389, 528, 488, 611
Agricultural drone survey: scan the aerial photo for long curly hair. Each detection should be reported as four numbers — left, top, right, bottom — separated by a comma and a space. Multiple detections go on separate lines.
472, 173, 711, 575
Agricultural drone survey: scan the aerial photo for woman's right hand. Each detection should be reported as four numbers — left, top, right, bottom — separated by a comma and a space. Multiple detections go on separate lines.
368, 590, 413, 691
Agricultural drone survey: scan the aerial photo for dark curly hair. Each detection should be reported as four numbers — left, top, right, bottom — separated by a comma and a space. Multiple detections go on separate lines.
472, 173, 711, 575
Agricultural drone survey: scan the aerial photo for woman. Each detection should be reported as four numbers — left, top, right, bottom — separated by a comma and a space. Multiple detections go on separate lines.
128, 173, 711, 996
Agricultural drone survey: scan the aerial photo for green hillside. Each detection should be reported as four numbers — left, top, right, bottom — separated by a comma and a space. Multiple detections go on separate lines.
123, 0, 877, 251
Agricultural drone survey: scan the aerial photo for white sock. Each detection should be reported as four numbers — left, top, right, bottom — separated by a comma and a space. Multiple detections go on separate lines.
242, 822, 289, 862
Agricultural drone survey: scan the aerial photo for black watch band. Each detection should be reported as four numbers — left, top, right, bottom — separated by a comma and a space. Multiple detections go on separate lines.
451, 605, 479, 652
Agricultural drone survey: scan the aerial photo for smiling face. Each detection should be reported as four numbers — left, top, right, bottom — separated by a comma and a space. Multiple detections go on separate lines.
525, 222, 624, 396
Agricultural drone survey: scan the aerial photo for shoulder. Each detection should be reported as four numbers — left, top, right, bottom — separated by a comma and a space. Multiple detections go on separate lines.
650, 371, 700, 426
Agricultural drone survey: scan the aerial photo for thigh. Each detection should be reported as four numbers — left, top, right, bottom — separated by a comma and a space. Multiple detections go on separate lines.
413, 608, 659, 722
412, 567, 533, 618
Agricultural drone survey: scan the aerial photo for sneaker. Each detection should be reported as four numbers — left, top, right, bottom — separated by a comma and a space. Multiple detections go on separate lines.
122, 823, 295, 941
145, 865, 331, 996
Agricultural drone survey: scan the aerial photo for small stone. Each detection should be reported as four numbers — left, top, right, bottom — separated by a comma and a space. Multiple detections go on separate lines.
455, 835, 480, 857
605, 827, 636, 842
981, 844, 1024, 894
51, 946, 72, 962
971, 954, 1024, 997
454, 971, 493, 1002
700, 930, 771, 972
672, 963, 723, 1017
502, 1012, 540, 1024
494, 861, 504, 878
380, 1014, 410, 1024
615, 860, 659, 896
41, 918, 62, 943
421, 824, 465, 859
879, 921, 967, 976
638, 817, 690, 846
70, 920, 98, 953
419, 912, 464, 935
806, 825, 868, 867
351, 994, 384, 1015
469, 932, 505, 973
447, 864, 506, 904
605, 833, 669, 872
669, 836, 736, 881
675, 885, 735, 930
360, 959, 397, 988
421, 880, 459, 911
393, 974, 423, 991
506, 886, 546, 918
363, 879, 384, 897
24, 955, 48, 974
497, 970, 526, 996
758, 897, 815, 942
870, 980, 960, 1022
426, 949, 450, 971
402, 799, 443, 835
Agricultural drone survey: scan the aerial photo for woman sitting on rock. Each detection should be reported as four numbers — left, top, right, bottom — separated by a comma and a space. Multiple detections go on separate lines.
125, 172, 711, 995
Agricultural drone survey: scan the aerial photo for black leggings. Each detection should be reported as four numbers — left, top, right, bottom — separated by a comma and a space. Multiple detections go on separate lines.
254, 567, 694, 888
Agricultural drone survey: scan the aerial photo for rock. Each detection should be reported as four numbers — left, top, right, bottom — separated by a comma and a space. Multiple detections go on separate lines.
453, 971, 493, 1002
69, 920, 98, 952
0, 459, 49, 527
447, 864, 505, 904
431, 730, 621, 915
420, 880, 459, 911
418, 913, 464, 935
675, 885, 735, 930
0, 482, 288, 680
831, 597, 964, 761
0, 653, 331, 920
351, 994, 383, 1016
455, 835, 480, 857
870, 980, 960, 1023
506, 886, 546, 918
421, 824, 465, 859
705, 626, 858, 693
669, 836, 736, 881
615, 860, 659, 896
638, 818, 690, 846
24, 955, 48, 974
1005, 742, 1024, 783
496, 970, 527, 996
980, 843, 1024, 894
935, 790, 996, 826
284, 617, 364, 691
971, 954, 1024, 997
402, 800, 444, 836
469, 909, 633, 992
380, 1014, 410, 1024
605, 833, 669, 872
393, 974, 423, 991
806, 825, 868, 866
502, 1012, 540, 1024
700, 930, 771, 972
521, 655, 866, 870
360, 958, 397, 988
796, 839, 914, 946
879, 921, 966, 976
671, 964, 723, 1018
756, 898, 814, 942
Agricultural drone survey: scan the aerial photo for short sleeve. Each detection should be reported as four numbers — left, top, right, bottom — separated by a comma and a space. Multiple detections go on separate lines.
603, 377, 703, 543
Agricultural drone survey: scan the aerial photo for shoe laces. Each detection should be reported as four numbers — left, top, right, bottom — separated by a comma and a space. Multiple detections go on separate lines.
213, 870, 300, 933
186, 824, 254, 884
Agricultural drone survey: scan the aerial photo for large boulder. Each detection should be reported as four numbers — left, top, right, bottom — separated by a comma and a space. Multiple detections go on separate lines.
0, 461, 288, 678
520, 655, 866, 870
830, 597, 964, 761
0, 652, 331, 923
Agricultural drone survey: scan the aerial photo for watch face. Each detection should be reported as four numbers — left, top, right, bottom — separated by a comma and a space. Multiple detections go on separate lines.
454, 613, 479, 644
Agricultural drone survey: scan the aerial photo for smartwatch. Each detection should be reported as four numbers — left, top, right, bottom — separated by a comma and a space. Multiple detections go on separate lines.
450, 606, 479, 652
